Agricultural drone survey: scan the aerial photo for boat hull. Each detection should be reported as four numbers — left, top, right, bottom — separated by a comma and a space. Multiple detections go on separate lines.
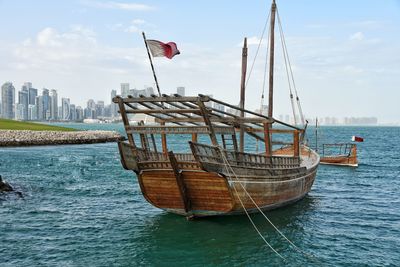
137, 164, 317, 217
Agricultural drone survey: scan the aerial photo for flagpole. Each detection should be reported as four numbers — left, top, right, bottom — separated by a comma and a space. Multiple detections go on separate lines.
142, 31, 162, 97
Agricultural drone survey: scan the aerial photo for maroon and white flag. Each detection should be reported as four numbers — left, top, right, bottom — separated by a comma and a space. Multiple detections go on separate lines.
146, 40, 180, 59
352, 136, 364, 142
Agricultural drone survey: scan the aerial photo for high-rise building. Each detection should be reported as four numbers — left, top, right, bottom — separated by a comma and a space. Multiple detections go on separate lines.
76, 106, 83, 121
36, 95, 44, 120
18, 90, 29, 120
96, 101, 105, 117
58, 106, 63, 119
24, 82, 32, 89
28, 87, 37, 105
87, 99, 96, 110
70, 104, 76, 121
110, 89, 118, 118
42, 88, 50, 120
1, 82, 15, 119
177, 86, 185, 96
146, 86, 155, 96
121, 83, 130, 97
28, 104, 37, 120
50, 89, 58, 120
61, 98, 70, 120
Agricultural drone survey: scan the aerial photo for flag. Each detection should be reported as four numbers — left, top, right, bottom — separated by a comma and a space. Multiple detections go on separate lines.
352, 136, 364, 142
146, 39, 180, 59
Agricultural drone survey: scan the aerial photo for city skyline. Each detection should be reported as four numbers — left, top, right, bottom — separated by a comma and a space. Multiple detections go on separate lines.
0, 80, 379, 125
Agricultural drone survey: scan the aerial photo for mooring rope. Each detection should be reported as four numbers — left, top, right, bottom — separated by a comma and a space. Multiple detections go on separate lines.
218, 147, 285, 260
217, 146, 322, 265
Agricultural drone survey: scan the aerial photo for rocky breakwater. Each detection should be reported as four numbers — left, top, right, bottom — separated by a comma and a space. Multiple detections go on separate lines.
0, 130, 125, 147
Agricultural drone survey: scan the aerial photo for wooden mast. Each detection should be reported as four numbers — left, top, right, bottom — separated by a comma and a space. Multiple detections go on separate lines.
268, 0, 277, 119
239, 37, 248, 153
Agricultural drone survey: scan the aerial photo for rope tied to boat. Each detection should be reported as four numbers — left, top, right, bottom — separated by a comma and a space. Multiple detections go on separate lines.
217, 146, 323, 265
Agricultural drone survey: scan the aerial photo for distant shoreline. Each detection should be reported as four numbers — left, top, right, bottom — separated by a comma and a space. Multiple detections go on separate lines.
0, 130, 125, 147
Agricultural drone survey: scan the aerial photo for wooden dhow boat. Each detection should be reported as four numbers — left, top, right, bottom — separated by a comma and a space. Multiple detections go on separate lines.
319, 143, 358, 167
114, 0, 319, 217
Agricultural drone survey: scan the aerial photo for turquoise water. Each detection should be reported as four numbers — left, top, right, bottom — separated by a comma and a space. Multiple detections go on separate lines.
1, 124, 399, 266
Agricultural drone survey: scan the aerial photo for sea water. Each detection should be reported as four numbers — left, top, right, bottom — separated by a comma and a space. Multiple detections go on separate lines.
1, 124, 399, 266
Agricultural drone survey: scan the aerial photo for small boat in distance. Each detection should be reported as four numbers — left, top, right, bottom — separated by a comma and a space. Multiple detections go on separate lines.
320, 143, 358, 167
315, 119, 360, 167
114, 0, 320, 218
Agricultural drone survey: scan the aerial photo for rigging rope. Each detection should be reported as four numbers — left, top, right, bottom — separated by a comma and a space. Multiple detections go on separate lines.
276, 9, 306, 127
245, 9, 271, 88
217, 147, 285, 260
217, 146, 322, 264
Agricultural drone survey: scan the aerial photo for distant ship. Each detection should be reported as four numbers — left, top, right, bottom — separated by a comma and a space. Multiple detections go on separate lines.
114, 0, 320, 218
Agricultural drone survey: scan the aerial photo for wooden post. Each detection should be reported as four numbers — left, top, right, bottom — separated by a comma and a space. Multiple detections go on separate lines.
160, 122, 168, 155
191, 133, 198, 143
142, 32, 162, 97
168, 151, 190, 213
198, 101, 218, 146
293, 130, 300, 158
117, 97, 135, 146
239, 37, 248, 152
268, 0, 277, 119
263, 122, 272, 156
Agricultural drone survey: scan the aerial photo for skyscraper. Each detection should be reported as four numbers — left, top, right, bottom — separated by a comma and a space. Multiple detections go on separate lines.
61, 98, 70, 120
145, 86, 154, 96
1, 82, 15, 119
121, 83, 130, 97
70, 104, 76, 121
18, 89, 29, 120
28, 87, 37, 105
36, 95, 44, 120
177, 86, 185, 96
110, 89, 118, 118
42, 88, 50, 120
50, 89, 58, 120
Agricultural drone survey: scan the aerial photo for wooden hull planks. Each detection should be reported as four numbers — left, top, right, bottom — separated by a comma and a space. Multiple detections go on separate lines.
136, 166, 317, 217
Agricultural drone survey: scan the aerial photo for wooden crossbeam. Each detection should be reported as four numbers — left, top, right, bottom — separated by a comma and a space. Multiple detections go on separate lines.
113, 96, 209, 103
126, 125, 235, 135
125, 108, 202, 114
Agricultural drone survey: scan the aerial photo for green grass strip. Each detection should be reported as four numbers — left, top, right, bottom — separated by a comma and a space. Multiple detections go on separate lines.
0, 119, 76, 131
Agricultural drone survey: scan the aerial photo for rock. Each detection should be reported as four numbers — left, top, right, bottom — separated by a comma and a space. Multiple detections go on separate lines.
0, 175, 14, 192
0, 130, 125, 147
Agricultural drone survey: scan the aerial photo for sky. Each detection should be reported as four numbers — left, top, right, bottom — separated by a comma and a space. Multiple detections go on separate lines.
0, 0, 399, 123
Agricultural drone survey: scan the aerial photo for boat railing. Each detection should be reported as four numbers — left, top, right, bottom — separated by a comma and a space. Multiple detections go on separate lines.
190, 142, 300, 169
322, 143, 356, 157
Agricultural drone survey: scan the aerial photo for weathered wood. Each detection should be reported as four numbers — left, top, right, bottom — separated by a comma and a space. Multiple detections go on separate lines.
113, 96, 210, 103
150, 133, 157, 153
160, 122, 168, 155
154, 116, 270, 124
192, 133, 198, 143
168, 151, 191, 213
268, 0, 277, 118
116, 97, 136, 146
117, 141, 139, 171
263, 122, 272, 156
126, 125, 235, 135
197, 100, 219, 146
293, 130, 300, 158
138, 121, 149, 152
125, 108, 202, 114
239, 37, 248, 153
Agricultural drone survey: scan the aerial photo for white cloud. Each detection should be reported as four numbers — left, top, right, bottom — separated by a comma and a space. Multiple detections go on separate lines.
123, 19, 153, 33
349, 31, 364, 41
82, 0, 153, 11
132, 19, 145, 25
